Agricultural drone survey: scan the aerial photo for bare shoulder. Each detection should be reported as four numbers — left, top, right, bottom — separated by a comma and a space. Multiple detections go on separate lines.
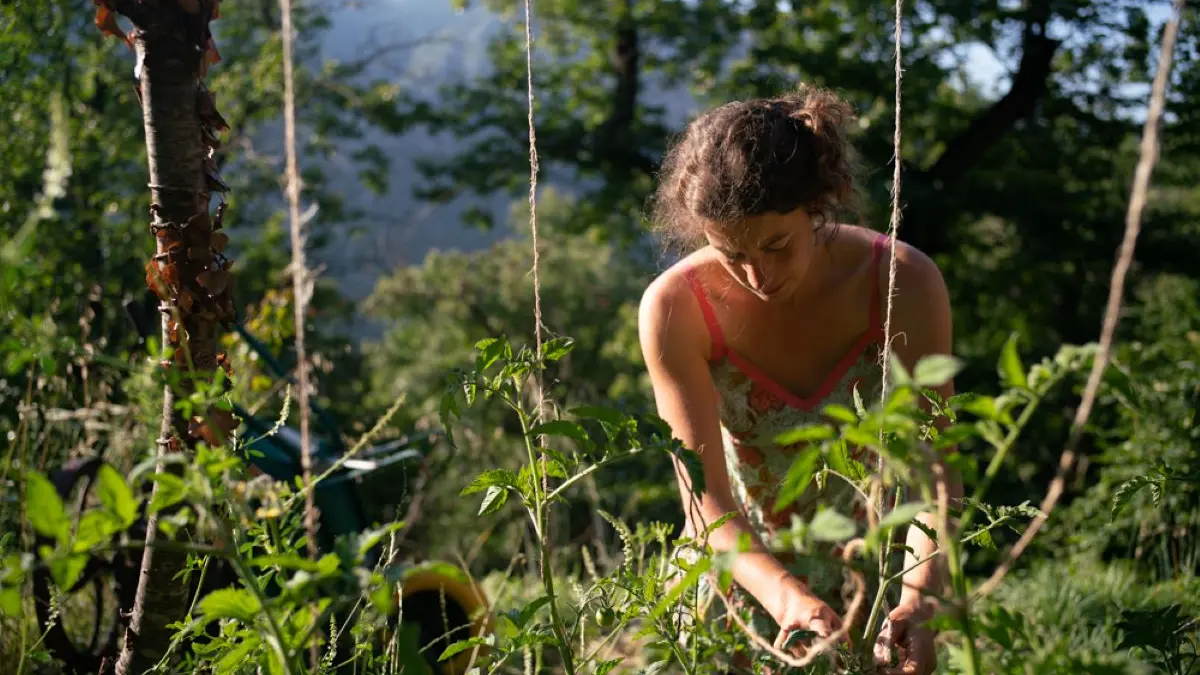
873, 236, 953, 360
889, 239, 949, 311
638, 253, 713, 363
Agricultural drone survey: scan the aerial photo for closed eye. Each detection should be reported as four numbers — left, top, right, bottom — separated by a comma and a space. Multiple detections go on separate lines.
763, 237, 790, 253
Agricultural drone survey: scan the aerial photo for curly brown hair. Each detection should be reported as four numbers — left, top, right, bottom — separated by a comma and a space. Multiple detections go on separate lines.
650, 85, 863, 250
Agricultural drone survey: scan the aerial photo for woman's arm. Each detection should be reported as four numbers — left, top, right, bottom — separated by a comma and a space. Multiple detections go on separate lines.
888, 244, 964, 611
638, 272, 804, 623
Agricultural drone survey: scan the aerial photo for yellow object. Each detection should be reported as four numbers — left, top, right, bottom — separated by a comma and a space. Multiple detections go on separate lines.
399, 566, 492, 675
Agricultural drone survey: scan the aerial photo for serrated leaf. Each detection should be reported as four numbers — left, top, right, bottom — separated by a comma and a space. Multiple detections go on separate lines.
439, 635, 494, 661
214, 634, 262, 674
646, 557, 709, 624
998, 333, 1027, 390
934, 423, 979, 449
198, 587, 261, 624
774, 424, 834, 446
1111, 476, 1153, 519
913, 354, 964, 388
540, 337, 575, 362
24, 471, 68, 543
595, 659, 623, 675
478, 485, 508, 515
569, 405, 625, 426
528, 420, 590, 446
809, 510, 857, 542
852, 382, 867, 417
516, 596, 552, 628
475, 337, 508, 373
356, 520, 408, 559
774, 446, 821, 512
461, 469, 518, 495
827, 440, 868, 482
966, 527, 996, 549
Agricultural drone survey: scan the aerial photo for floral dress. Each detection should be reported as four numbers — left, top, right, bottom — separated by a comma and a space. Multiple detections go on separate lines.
674, 235, 890, 670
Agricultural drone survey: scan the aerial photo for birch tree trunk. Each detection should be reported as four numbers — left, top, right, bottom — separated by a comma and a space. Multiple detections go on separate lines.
95, 2, 234, 672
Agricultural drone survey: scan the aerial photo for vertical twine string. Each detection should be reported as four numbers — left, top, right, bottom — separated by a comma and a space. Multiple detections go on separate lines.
280, 0, 320, 666
879, 0, 903, 405
871, 0, 906, 619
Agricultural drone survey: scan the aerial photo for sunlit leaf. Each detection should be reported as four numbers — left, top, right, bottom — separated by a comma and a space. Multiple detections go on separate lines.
198, 587, 261, 624
478, 485, 508, 515
96, 464, 138, 528
998, 333, 1027, 390
913, 354, 964, 388
809, 510, 857, 542
25, 471, 68, 543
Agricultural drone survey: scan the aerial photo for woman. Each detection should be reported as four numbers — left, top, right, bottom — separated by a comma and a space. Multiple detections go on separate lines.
639, 86, 961, 674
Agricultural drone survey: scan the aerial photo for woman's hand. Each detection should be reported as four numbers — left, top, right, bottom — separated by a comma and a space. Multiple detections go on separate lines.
770, 579, 848, 657
873, 602, 936, 674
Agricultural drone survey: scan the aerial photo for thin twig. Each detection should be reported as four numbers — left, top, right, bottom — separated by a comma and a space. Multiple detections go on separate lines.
973, 0, 1186, 599
279, 0, 320, 666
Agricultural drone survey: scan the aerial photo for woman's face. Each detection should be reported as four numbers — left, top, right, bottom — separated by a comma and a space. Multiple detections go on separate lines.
704, 209, 818, 302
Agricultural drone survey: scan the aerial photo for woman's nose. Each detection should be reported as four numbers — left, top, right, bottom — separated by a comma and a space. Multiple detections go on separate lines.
743, 263, 767, 290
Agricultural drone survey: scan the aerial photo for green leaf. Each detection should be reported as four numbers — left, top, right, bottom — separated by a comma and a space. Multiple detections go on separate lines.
515, 595, 552, 628
475, 337, 507, 372
878, 502, 928, 531
887, 353, 912, 387
214, 634, 262, 674
933, 423, 979, 449
146, 473, 186, 515
773, 424, 834, 446
478, 485, 508, 515
248, 554, 323, 572
808, 510, 857, 542
369, 584, 394, 615
646, 557, 709, 624
913, 354, 964, 388
822, 404, 859, 424
998, 333, 1027, 390
1111, 476, 1154, 519
24, 471, 68, 543
569, 405, 625, 426
0, 586, 19, 617
439, 635, 494, 661
356, 521, 408, 559
460, 469, 518, 495
528, 420, 590, 446
73, 510, 123, 551
826, 440, 868, 482
774, 446, 821, 512
95, 464, 138, 528
595, 659, 623, 675
540, 337, 575, 362
48, 552, 89, 591
397, 560, 468, 585
198, 587, 262, 624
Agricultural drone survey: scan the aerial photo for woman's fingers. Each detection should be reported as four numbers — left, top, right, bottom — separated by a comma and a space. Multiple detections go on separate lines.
878, 619, 897, 658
